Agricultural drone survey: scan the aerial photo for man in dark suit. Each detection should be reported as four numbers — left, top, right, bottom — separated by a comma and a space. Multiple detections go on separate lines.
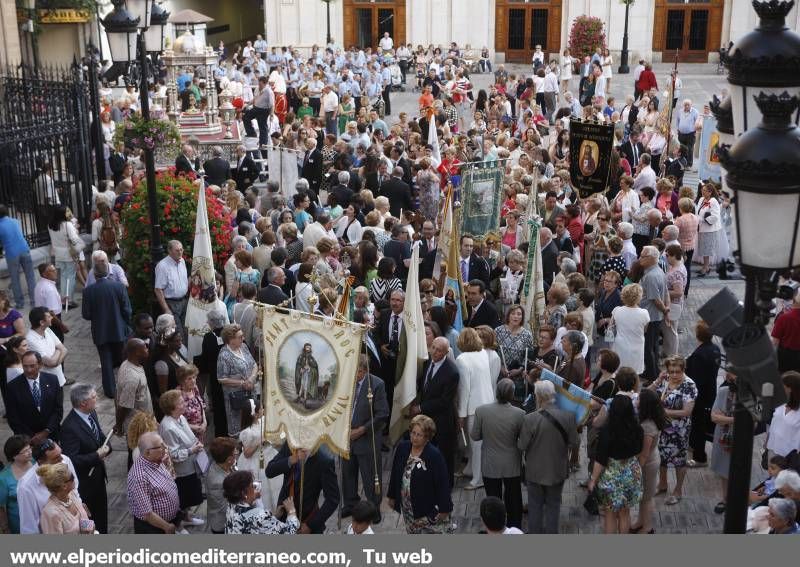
374, 290, 406, 435
619, 128, 646, 171
540, 227, 560, 288
233, 144, 260, 190
409, 337, 460, 485
175, 143, 200, 176
60, 383, 111, 533
458, 235, 490, 288
465, 279, 501, 328
300, 138, 323, 202
329, 171, 355, 208
203, 145, 232, 187
266, 443, 340, 534
342, 355, 389, 520
390, 146, 414, 186
378, 167, 413, 218
82, 260, 131, 400
382, 225, 412, 283
542, 191, 567, 232
257, 266, 289, 306
108, 143, 127, 185
364, 161, 390, 195
418, 220, 438, 281
6, 351, 63, 442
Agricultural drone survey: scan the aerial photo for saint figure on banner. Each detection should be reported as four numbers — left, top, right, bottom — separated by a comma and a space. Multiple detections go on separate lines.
294, 343, 320, 403
579, 141, 598, 177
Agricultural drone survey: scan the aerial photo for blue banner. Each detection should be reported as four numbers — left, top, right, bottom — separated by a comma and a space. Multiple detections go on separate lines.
540, 369, 593, 425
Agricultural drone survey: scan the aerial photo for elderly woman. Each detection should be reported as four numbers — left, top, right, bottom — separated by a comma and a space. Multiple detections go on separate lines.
334, 204, 363, 245
663, 244, 687, 357
0, 435, 32, 533
198, 309, 228, 437
456, 327, 495, 491
611, 284, 650, 375
224, 470, 298, 534
158, 390, 205, 524
216, 324, 258, 437
767, 498, 800, 534
557, 330, 586, 388
206, 437, 238, 534
595, 271, 622, 339
176, 365, 206, 442
470, 379, 525, 529
588, 396, 644, 534
37, 463, 93, 534
674, 198, 699, 296
695, 183, 722, 277
611, 175, 639, 224
224, 236, 249, 297
545, 282, 570, 330
649, 355, 698, 504
686, 321, 721, 468
387, 415, 454, 534
226, 250, 261, 318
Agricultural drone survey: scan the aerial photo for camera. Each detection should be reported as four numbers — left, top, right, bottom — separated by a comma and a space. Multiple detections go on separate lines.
778, 280, 800, 301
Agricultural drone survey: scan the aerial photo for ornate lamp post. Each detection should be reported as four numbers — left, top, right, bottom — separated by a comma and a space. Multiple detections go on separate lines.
101, 0, 169, 267
618, 0, 635, 74
712, 0, 800, 535
321, 0, 334, 46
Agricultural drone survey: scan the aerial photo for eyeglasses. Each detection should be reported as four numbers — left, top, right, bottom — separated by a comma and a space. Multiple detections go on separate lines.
147, 443, 167, 451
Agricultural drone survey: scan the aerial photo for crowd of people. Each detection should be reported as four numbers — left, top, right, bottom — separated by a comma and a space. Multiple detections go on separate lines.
0, 33, 798, 537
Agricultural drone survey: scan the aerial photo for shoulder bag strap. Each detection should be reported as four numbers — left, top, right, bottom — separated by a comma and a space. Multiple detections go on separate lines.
540, 409, 569, 447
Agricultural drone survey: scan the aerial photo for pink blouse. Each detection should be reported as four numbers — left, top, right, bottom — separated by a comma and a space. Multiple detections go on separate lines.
674, 213, 699, 251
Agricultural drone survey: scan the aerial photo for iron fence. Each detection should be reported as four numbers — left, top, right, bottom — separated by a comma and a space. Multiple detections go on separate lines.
0, 63, 95, 251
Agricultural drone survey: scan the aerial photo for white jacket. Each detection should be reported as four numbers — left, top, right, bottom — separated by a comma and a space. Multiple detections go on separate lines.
48, 220, 84, 263
456, 350, 495, 418
696, 197, 722, 233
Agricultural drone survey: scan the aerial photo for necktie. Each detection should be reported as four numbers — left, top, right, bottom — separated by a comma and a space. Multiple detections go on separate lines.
31, 380, 41, 410
304, 151, 310, 167
352, 379, 363, 420
461, 259, 468, 283
89, 414, 101, 441
424, 362, 435, 391
391, 314, 399, 345
632, 144, 638, 167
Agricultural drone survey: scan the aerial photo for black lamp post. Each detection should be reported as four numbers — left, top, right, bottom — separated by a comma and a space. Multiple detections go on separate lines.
101, 0, 168, 268
618, 0, 634, 74
322, 0, 334, 46
711, 0, 800, 535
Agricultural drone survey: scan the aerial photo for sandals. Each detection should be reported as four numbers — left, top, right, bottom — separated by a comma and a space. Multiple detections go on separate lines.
665, 495, 682, 505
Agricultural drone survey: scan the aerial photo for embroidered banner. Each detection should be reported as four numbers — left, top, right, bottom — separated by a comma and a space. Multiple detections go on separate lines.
697, 115, 722, 183
540, 369, 593, 425
267, 145, 300, 201
459, 161, 504, 240
569, 119, 615, 198
262, 308, 365, 457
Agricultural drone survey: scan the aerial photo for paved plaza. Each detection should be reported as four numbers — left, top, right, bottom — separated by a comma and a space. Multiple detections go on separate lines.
0, 63, 764, 535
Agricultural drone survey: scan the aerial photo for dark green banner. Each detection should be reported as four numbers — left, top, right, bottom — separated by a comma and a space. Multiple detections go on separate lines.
459, 161, 504, 240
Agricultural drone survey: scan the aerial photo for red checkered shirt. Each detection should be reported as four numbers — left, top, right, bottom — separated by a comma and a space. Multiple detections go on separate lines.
127, 456, 180, 522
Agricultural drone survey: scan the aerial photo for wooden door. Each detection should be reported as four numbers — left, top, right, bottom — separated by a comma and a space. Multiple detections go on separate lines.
343, 0, 406, 50
495, 0, 561, 64
653, 0, 723, 63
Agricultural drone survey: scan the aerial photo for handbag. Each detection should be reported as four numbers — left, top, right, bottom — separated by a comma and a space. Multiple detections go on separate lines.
604, 320, 616, 343
228, 389, 253, 411
583, 488, 600, 515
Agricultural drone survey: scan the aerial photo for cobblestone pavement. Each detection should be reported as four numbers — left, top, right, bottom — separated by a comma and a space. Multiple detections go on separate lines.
0, 64, 759, 535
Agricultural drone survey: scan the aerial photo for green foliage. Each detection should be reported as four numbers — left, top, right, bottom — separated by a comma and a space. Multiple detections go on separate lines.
114, 115, 182, 155
119, 170, 233, 313
568, 15, 607, 59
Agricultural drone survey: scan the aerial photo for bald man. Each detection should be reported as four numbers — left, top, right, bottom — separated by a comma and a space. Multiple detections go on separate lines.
410, 337, 460, 485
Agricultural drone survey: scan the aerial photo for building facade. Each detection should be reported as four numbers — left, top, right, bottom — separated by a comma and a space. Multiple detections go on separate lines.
264, 0, 800, 64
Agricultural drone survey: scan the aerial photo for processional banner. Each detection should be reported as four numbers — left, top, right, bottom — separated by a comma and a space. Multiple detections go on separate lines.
267, 146, 299, 201
569, 119, 615, 198
262, 308, 365, 457
459, 161, 504, 240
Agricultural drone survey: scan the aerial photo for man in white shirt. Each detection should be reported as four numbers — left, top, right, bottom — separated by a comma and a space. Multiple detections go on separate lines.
378, 32, 393, 53
321, 85, 339, 136
302, 213, 333, 250
617, 222, 639, 269
632, 153, 657, 193
633, 59, 646, 99
253, 34, 267, 57
33, 263, 62, 317
154, 240, 189, 342
18, 439, 82, 534
531, 45, 544, 71
542, 62, 559, 121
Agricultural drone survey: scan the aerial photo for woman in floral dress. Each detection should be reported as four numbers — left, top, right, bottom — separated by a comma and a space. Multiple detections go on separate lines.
177, 365, 207, 442
494, 305, 534, 403
586, 210, 616, 284
216, 324, 259, 437
649, 355, 697, 505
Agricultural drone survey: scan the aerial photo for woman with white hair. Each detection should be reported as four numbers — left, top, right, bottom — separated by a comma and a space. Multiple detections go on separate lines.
767, 498, 799, 534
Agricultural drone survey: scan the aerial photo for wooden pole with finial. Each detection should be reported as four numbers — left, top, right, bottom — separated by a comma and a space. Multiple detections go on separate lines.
660, 48, 679, 177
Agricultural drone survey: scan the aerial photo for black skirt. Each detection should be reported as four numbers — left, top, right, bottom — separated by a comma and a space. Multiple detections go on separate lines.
175, 472, 204, 509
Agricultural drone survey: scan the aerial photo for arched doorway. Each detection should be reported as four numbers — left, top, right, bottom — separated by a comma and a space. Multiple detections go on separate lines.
343, 0, 406, 50
495, 0, 562, 63
653, 0, 724, 62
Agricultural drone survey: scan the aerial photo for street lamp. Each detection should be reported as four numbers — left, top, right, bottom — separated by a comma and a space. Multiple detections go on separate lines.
321, 0, 334, 46
618, 0, 635, 74
712, 0, 800, 534
723, 0, 800, 138
101, 0, 166, 267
